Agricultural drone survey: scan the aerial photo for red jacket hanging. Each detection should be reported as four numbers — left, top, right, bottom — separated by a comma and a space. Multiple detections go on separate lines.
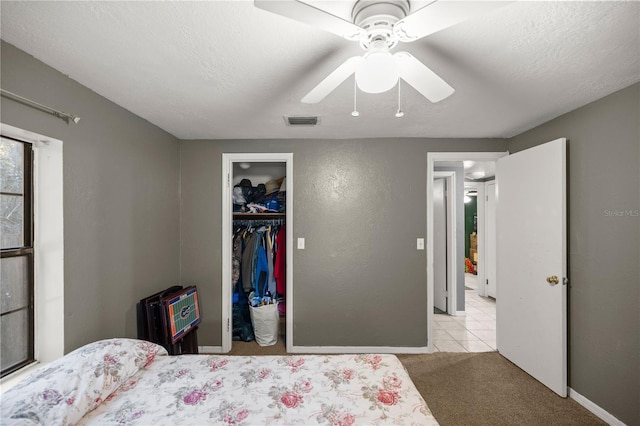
274, 227, 286, 296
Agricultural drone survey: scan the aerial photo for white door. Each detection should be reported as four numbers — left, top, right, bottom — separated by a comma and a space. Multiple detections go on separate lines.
433, 178, 447, 313
486, 182, 497, 298
496, 138, 567, 397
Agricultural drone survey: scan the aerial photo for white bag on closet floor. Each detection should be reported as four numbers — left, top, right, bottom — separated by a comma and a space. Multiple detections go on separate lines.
249, 302, 279, 346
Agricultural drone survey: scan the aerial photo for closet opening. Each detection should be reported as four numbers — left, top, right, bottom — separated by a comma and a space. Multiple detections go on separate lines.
221, 153, 293, 353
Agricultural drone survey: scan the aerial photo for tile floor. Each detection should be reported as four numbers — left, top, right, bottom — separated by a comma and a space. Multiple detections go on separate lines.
433, 273, 496, 352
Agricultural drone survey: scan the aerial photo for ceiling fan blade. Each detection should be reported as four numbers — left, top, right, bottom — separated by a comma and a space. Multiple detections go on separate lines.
254, 0, 364, 40
301, 56, 362, 103
394, 1, 512, 42
396, 52, 454, 103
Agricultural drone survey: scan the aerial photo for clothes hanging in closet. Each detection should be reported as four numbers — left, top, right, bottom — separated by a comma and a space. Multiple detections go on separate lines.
233, 223, 284, 299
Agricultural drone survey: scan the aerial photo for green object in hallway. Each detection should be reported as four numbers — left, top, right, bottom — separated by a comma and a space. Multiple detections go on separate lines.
464, 196, 477, 259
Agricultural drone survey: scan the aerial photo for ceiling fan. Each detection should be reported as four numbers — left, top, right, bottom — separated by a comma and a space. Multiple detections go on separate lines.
254, 0, 508, 104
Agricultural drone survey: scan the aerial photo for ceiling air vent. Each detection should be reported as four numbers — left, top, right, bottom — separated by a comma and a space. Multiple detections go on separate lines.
284, 116, 319, 126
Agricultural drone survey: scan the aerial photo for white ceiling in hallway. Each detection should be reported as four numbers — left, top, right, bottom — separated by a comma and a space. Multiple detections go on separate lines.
435, 160, 496, 180
1, 1, 638, 140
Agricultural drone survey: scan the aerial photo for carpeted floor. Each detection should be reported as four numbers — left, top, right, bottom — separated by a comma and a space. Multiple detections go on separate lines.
225, 340, 605, 425
398, 352, 604, 425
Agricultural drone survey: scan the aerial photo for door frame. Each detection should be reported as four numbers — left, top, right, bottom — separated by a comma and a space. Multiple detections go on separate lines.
221, 153, 294, 353
484, 180, 497, 298
464, 181, 486, 297
426, 152, 507, 352
433, 171, 456, 315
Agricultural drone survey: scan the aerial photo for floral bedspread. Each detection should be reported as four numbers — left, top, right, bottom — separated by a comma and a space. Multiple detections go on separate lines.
1, 339, 438, 425
80, 353, 438, 425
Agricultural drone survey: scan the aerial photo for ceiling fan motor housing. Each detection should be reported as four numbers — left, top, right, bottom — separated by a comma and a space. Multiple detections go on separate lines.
352, 0, 410, 50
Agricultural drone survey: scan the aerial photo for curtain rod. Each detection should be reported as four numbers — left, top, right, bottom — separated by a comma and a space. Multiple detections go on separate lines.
0, 88, 81, 124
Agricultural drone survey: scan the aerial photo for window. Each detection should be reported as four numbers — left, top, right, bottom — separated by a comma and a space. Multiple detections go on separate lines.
0, 136, 34, 377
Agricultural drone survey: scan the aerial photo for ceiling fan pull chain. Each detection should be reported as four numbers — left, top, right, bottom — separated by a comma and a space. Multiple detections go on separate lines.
351, 77, 360, 117
395, 80, 404, 118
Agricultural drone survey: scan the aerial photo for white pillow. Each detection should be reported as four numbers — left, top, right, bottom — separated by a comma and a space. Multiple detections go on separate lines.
0, 338, 167, 425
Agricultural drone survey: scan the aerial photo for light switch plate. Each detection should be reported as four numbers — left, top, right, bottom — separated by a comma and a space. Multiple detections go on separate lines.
297, 238, 305, 249
417, 238, 424, 250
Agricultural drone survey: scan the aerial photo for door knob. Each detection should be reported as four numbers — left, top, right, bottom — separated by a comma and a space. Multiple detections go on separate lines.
546, 275, 559, 285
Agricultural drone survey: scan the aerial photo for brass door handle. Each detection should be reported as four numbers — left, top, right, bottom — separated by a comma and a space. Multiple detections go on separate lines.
546, 275, 559, 285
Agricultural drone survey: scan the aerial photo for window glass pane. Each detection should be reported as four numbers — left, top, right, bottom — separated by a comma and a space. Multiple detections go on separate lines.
1, 256, 29, 314
0, 194, 23, 249
0, 309, 29, 373
0, 138, 24, 194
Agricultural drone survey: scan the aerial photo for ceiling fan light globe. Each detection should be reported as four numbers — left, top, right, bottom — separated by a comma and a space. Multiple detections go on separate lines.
355, 51, 399, 94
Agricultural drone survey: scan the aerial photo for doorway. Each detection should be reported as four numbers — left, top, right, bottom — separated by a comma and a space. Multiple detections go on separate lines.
428, 142, 568, 395
427, 152, 507, 353
221, 153, 294, 353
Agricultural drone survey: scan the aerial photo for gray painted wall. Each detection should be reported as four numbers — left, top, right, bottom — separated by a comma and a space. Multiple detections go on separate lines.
434, 163, 466, 312
509, 83, 639, 425
180, 138, 507, 347
1, 41, 181, 352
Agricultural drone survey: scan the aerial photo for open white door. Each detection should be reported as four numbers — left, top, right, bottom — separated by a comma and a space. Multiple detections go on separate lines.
433, 178, 448, 313
496, 138, 567, 397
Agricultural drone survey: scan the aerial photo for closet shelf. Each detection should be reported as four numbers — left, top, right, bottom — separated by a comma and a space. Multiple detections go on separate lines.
233, 212, 285, 218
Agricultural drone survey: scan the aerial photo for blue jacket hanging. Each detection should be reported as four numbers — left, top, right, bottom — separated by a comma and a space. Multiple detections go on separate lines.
254, 244, 270, 297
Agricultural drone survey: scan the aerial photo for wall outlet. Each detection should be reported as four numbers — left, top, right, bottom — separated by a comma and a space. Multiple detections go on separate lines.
297, 238, 305, 249
417, 238, 424, 250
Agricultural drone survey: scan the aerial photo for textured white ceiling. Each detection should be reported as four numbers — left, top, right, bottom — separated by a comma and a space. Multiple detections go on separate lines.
1, 1, 638, 140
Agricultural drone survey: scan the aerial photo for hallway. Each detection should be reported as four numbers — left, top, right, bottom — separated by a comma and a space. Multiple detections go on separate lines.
433, 274, 496, 352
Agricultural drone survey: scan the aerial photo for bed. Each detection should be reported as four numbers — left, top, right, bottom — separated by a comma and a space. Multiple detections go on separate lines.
1, 339, 438, 425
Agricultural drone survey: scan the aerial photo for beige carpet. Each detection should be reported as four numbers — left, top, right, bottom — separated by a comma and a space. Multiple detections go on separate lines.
224, 340, 604, 425
398, 352, 604, 426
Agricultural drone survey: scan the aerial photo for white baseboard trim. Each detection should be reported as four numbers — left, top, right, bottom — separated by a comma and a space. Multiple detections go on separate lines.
455, 311, 466, 317
569, 387, 626, 426
198, 345, 224, 354
199, 345, 432, 355
290, 346, 432, 354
